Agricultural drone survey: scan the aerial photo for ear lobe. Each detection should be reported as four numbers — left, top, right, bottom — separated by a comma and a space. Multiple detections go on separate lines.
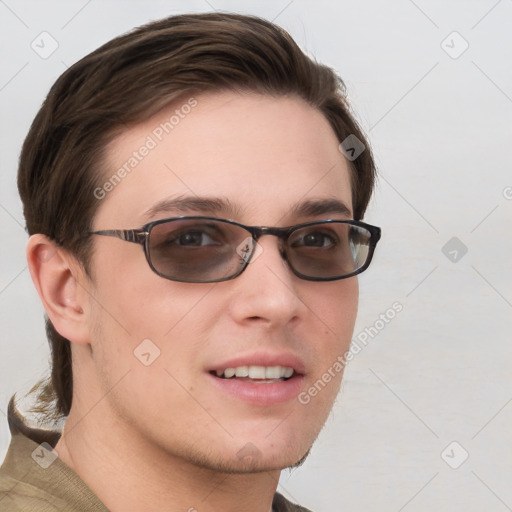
27, 234, 90, 345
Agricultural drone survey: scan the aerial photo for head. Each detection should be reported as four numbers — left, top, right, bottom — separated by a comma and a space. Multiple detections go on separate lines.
17, 13, 377, 471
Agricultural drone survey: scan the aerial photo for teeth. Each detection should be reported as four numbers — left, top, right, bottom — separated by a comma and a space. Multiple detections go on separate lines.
235, 366, 249, 377
224, 368, 236, 378
215, 365, 294, 380
249, 366, 266, 379
264, 366, 281, 379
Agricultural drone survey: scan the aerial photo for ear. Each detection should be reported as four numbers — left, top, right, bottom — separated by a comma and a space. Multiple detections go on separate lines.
27, 234, 91, 346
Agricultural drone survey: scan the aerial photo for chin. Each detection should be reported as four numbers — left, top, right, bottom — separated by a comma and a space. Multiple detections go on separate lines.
214, 452, 311, 475
179, 439, 314, 475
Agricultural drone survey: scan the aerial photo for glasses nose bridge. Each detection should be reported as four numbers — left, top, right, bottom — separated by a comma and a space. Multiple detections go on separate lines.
247, 225, 290, 244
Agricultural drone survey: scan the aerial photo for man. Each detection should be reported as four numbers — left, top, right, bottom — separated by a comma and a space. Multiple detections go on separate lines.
0, 13, 380, 512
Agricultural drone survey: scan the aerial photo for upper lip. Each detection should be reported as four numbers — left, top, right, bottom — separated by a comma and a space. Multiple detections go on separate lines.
209, 352, 306, 375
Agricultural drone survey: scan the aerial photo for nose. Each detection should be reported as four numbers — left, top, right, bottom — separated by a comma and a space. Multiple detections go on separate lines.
227, 236, 305, 328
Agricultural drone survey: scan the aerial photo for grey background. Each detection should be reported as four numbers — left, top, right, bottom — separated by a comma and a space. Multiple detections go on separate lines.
1, 1, 511, 510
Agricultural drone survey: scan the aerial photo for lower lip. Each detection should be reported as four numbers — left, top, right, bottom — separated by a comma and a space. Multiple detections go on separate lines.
208, 373, 304, 406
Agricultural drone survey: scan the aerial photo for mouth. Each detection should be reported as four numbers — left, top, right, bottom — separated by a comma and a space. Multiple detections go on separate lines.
208, 356, 305, 405
210, 365, 295, 383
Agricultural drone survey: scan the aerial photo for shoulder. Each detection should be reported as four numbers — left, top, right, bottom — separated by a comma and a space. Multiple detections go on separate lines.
0, 437, 73, 512
0, 472, 70, 511
0, 429, 107, 512
273, 492, 314, 512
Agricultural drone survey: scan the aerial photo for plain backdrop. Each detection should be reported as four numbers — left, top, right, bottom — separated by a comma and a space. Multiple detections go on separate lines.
1, 1, 511, 510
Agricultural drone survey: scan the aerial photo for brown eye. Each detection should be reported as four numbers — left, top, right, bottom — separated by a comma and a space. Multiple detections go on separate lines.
290, 229, 338, 248
302, 232, 335, 247
173, 230, 219, 246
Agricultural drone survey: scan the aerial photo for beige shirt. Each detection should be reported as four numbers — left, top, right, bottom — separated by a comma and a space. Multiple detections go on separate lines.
0, 424, 311, 512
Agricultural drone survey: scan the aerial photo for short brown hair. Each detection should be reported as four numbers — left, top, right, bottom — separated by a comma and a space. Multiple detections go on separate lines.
16, 12, 376, 424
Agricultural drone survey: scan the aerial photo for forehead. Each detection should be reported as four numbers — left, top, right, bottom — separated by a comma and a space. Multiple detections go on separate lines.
95, 91, 352, 227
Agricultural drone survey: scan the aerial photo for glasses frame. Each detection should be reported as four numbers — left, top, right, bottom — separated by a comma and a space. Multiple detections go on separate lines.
91, 216, 381, 283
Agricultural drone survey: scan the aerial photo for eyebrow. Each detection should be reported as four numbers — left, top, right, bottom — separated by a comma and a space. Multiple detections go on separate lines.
142, 195, 352, 223
289, 198, 352, 219
143, 195, 242, 221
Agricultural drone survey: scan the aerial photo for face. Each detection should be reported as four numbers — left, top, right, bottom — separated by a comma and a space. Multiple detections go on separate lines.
85, 91, 358, 472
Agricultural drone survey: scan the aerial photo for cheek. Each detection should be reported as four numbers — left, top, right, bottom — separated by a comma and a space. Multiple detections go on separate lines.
89, 244, 183, 337
304, 279, 358, 397
85, 255, 220, 383
317, 278, 359, 345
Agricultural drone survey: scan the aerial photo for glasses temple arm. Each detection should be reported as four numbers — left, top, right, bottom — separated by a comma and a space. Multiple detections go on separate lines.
91, 229, 148, 245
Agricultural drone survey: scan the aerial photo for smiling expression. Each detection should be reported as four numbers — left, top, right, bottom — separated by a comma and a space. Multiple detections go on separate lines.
83, 90, 359, 472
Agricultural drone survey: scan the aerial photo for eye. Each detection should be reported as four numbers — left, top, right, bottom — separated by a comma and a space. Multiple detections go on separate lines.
150, 222, 228, 251
172, 230, 220, 247
290, 229, 338, 248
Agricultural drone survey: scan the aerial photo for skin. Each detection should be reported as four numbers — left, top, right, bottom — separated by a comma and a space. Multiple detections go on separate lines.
27, 91, 358, 512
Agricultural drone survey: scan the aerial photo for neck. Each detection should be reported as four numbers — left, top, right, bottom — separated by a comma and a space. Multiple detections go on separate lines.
55, 397, 279, 512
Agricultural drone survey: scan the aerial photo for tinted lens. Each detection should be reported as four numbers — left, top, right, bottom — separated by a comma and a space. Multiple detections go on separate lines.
146, 218, 374, 282
287, 222, 372, 279
147, 219, 249, 282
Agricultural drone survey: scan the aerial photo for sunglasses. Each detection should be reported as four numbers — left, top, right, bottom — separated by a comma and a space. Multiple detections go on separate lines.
91, 216, 381, 283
